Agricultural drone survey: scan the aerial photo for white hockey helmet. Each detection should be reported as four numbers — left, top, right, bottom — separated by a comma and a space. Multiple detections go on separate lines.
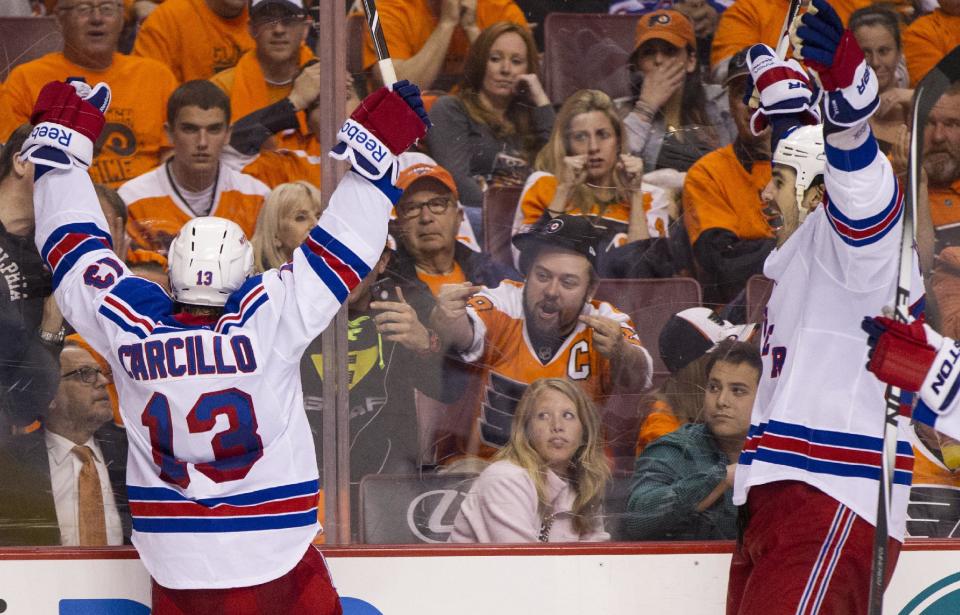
773, 124, 826, 219
167, 217, 254, 307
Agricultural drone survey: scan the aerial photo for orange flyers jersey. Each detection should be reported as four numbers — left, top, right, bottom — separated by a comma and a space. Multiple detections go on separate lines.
0, 52, 177, 188
458, 280, 650, 459
359, 0, 527, 88
906, 428, 960, 538
512, 172, 667, 267
903, 10, 960, 88
682, 143, 773, 245
928, 181, 960, 231
133, 0, 254, 83
710, 0, 869, 71
118, 162, 269, 254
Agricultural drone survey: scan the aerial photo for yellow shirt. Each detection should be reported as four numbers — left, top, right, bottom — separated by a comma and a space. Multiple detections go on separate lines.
133, 0, 254, 82
0, 52, 178, 188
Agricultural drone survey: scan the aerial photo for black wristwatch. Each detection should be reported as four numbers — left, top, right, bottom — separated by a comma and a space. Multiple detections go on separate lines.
38, 326, 66, 347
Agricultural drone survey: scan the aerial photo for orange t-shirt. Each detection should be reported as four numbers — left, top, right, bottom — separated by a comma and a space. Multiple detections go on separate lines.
903, 10, 960, 88
360, 0, 527, 90
133, 0, 254, 82
0, 52, 177, 188
635, 399, 682, 456
929, 180, 960, 231
417, 262, 467, 297
240, 150, 321, 189
211, 47, 320, 161
710, 0, 870, 71
682, 143, 773, 245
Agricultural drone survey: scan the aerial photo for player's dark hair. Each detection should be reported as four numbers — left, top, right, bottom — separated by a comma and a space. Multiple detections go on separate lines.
849, 6, 901, 51
167, 80, 231, 126
94, 183, 128, 227
705, 339, 762, 383
0, 124, 33, 184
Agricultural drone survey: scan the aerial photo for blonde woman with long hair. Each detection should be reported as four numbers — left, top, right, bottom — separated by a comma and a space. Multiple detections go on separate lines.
250, 181, 323, 273
449, 378, 611, 543
511, 89, 675, 278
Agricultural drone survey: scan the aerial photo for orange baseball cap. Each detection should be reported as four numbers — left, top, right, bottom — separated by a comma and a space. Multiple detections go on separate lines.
396, 163, 459, 199
633, 10, 696, 53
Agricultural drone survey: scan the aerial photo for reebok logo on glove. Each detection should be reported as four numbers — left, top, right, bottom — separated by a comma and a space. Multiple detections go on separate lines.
855, 69, 871, 96
30, 124, 73, 148
338, 119, 388, 164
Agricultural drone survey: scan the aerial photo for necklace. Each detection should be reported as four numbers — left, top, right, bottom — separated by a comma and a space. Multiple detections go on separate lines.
166, 160, 220, 217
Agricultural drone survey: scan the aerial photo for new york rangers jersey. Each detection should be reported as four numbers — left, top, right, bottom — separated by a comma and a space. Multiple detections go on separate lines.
733, 121, 923, 541
34, 163, 393, 588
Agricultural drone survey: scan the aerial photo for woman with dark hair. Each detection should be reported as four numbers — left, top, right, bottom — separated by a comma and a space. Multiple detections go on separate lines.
622, 9, 732, 172
425, 21, 555, 215
850, 5, 913, 149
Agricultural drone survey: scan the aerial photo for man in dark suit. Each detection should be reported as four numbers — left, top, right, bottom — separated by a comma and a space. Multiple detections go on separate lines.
0, 338, 129, 546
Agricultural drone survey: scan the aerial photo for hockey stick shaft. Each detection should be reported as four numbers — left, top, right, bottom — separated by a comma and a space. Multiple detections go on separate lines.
748, 0, 801, 108
868, 45, 960, 615
359, 0, 397, 87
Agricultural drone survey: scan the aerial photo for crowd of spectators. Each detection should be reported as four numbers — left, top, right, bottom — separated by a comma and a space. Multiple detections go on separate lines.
0, 0, 959, 546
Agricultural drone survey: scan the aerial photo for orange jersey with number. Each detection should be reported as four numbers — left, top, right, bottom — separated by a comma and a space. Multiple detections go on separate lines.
359, 0, 527, 90
682, 144, 773, 245
903, 10, 960, 88
0, 52, 177, 188
455, 280, 649, 460
133, 0, 254, 83
118, 162, 269, 254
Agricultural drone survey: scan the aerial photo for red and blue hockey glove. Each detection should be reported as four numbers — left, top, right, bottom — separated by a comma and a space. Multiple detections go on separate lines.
21, 79, 111, 177
791, 0, 879, 126
330, 79, 430, 181
745, 44, 821, 135
862, 315, 960, 422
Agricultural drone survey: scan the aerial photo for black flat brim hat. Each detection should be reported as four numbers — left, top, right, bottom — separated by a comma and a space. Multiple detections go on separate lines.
512, 214, 602, 276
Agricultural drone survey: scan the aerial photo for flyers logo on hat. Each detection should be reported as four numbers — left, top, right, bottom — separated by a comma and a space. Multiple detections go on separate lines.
650, 13, 671, 26
545, 219, 564, 234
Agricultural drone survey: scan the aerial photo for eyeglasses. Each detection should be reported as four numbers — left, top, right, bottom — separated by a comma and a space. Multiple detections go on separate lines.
61, 366, 110, 385
58, 1, 122, 18
397, 196, 453, 220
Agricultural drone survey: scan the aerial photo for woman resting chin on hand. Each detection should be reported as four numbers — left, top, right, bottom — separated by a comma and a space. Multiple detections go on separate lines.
448, 378, 611, 543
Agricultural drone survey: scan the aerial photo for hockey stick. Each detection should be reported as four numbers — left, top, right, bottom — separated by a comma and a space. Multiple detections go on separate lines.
868, 45, 960, 615
358, 0, 397, 87
748, 0, 802, 108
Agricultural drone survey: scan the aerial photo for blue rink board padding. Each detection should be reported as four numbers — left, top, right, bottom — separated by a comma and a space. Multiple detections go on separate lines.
57, 597, 381, 614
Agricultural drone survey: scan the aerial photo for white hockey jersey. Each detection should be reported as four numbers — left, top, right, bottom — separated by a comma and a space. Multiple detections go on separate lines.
34, 163, 394, 588
732, 121, 924, 541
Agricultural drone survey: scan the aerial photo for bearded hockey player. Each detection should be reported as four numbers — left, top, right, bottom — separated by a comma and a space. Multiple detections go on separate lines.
724, 0, 924, 612
20, 77, 429, 613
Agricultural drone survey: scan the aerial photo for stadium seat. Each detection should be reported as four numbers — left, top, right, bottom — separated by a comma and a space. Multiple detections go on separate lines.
745, 274, 774, 325
0, 17, 61, 82
482, 185, 523, 271
359, 472, 477, 544
593, 277, 703, 383
543, 13, 640, 105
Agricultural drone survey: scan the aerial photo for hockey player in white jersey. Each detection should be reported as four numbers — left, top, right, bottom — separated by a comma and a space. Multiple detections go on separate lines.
725, 1, 923, 613
19, 77, 429, 613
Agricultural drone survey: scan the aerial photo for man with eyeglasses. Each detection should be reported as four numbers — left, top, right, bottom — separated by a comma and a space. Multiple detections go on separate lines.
0, 0, 178, 188
0, 337, 129, 546
133, 0, 255, 83
210, 0, 320, 176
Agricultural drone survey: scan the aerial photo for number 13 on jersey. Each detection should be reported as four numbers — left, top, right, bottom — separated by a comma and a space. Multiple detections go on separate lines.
141, 387, 264, 488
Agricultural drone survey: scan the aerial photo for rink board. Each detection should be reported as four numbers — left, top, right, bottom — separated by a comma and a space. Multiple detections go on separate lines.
1, 542, 959, 613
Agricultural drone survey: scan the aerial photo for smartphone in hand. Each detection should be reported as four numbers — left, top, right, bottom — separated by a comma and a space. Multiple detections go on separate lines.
370, 277, 400, 303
